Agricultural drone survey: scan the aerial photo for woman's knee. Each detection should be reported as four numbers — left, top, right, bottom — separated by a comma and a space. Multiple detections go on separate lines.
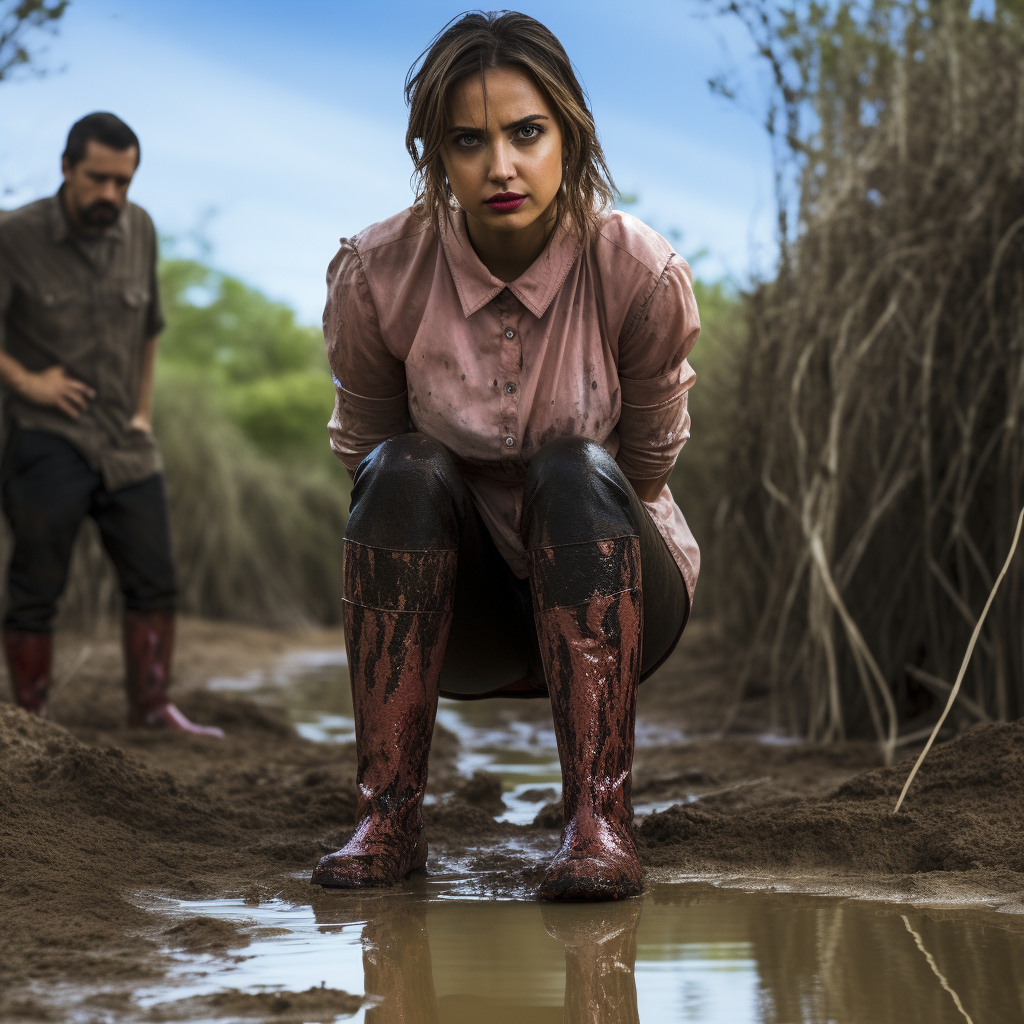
346, 433, 466, 548
522, 436, 635, 548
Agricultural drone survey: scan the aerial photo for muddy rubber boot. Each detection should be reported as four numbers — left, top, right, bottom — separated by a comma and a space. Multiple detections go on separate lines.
3, 629, 53, 717
124, 610, 224, 737
311, 541, 456, 889
530, 536, 645, 901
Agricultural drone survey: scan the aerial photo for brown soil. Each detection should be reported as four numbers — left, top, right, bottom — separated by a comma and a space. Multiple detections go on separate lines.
1, 617, 1021, 1020
146, 987, 363, 1023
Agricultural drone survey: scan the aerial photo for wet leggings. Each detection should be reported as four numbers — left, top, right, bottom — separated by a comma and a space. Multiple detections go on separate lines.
345, 433, 689, 699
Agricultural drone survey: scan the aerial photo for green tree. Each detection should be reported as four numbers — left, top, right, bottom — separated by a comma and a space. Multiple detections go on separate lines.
158, 259, 337, 465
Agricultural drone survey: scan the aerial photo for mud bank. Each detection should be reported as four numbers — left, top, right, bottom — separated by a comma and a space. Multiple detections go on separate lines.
1, 619, 1022, 1016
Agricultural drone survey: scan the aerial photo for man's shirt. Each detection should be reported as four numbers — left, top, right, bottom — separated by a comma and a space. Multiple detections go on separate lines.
0, 191, 165, 490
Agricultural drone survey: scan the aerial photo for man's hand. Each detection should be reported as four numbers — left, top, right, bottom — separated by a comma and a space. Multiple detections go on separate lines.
129, 411, 152, 433
17, 366, 95, 418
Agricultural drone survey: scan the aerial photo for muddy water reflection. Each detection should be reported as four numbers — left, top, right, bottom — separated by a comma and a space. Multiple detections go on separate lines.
349, 898, 641, 1024
147, 883, 1024, 1023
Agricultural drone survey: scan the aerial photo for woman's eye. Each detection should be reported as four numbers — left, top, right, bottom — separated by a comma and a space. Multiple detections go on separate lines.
518, 124, 541, 139
456, 134, 480, 147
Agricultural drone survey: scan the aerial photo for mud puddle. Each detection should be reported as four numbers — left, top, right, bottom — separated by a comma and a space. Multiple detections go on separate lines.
174, 652, 1024, 1022
6, 625, 1024, 1023
209, 651, 698, 824
128, 881, 1024, 1023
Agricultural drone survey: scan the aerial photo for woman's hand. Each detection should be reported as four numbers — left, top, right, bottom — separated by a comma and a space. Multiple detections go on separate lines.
625, 468, 672, 503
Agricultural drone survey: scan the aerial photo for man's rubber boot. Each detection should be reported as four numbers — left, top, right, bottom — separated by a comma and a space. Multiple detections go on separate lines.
311, 541, 456, 889
124, 609, 224, 737
4, 629, 52, 717
530, 535, 645, 901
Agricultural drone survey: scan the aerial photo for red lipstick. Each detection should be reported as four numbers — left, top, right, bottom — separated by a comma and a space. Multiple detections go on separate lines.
485, 191, 527, 212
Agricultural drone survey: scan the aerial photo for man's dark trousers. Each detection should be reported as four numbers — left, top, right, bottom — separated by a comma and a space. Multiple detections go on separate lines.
2, 427, 176, 632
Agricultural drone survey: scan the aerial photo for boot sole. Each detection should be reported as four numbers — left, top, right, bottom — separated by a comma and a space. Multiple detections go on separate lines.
311, 844, 428, 889
538, 872, 644, 902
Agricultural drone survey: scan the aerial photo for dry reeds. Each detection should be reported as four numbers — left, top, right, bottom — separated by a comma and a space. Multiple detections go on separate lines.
713, 1, 1024, 747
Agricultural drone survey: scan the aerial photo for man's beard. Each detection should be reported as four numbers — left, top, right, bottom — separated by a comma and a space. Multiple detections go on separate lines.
78, 200, 121, 229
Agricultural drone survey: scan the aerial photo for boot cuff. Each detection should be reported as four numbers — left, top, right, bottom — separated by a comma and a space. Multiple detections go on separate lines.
343, 541, 457, 613
528, 535, 640, 610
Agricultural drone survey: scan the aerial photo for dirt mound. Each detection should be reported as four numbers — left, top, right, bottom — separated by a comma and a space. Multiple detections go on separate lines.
162, 917, 251, 952
0, 673, 477, 1004
451, 769, 506, 815
638, 721, 1024, 875
0, 699, 360, 995
147, 986, 362, 1023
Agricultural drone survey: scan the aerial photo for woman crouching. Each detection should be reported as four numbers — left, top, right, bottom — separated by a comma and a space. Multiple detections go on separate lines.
311, 10, 700, 901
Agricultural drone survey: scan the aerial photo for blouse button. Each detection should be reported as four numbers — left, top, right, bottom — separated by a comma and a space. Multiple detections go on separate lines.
504, 436, 516, 448
504, 382, 517, 395
505, 328, 515, 339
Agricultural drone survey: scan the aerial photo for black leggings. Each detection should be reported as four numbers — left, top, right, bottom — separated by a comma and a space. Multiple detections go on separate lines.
346, 433, 688, 699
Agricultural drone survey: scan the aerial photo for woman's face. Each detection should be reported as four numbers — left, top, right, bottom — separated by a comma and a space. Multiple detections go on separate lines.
441, 66, 563, 237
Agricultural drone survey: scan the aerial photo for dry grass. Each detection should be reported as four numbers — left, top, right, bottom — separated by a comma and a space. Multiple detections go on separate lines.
712, 3, 1024, 743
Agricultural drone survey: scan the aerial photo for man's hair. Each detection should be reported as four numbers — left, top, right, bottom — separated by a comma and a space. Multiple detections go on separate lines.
405, 11, 616, 242
63, 112, 140, 169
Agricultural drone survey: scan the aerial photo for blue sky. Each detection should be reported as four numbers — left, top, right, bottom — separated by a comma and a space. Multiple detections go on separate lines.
0, 1, 775, 323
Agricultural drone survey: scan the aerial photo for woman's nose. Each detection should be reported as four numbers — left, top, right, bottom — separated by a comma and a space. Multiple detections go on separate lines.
488, 141, 515, 183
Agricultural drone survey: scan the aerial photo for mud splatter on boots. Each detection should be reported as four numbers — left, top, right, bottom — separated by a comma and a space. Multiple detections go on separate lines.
529, 535, 645, 901
124, 610, 225, 737
3, 629, 52, 716
311, 541, 456, 888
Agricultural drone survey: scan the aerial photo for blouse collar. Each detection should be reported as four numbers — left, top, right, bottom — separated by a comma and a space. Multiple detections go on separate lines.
440, 209, 582, 319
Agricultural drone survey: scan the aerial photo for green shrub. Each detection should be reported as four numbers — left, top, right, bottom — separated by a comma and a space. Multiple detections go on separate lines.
669, 277, 746, 619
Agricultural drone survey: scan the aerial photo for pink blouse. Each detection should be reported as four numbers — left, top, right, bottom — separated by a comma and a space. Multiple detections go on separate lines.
324, 207, 701, 602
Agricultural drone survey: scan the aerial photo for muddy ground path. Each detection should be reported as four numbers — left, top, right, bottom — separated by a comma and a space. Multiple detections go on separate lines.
1, 618, 1022, 1021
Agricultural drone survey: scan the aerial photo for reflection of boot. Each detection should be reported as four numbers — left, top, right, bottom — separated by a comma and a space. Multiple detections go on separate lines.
124, 610, 224, 737
362, 901, 440, 1024
543, 901, 642, 1024
4, 629, 52, 717
311, 542, 455, 888
530, 536, 644, 901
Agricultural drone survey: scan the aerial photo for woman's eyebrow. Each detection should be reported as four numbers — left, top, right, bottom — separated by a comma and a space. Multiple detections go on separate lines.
501, 114, 549, 131
449, 114, 549, 134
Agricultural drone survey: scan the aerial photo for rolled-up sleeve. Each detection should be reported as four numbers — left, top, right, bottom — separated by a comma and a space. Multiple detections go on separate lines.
323, 239, 409, 471
615, 255, 700, 481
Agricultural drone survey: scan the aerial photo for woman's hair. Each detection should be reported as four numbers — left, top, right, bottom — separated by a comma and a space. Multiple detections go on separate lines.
405, 10, 617, 241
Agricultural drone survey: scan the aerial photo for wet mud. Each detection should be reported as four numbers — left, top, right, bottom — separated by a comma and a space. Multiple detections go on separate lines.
1, 618, 1022, 1020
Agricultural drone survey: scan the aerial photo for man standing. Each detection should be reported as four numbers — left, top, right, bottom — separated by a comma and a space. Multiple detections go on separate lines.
0, 112, 222, 736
